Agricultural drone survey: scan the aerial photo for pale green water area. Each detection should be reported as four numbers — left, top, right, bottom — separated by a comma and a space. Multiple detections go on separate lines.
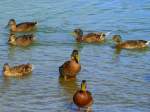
0, 0, 150, 112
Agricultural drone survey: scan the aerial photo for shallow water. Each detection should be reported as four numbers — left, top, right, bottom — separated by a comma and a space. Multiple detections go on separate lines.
0, 0, 150, 112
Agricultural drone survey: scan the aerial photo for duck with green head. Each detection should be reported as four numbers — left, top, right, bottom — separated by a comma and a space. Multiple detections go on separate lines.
112, 35, 150, 49
59, 50, 81, 80
8, 19, 37, 32
72, 28, 106, 43
73, 80, 93, 111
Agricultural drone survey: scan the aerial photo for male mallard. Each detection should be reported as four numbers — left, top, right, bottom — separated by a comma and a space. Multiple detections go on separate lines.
8, 34, 35, 47
8, 19, 37, 32
59, 50, 81, 80
112, 35, 150, 49
3, 63, 33, 77
72, 28, 106, 43
73, 80, 93, 110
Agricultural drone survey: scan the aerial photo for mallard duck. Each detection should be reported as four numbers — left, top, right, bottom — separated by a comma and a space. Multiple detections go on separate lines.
8, 19, 37, 32
72, 28, 106, 43
8, 34, 35, 46
112, 35, 150, 49
73, 80, 93, 110
3, 63, 33, 77
59, 50, 81, 80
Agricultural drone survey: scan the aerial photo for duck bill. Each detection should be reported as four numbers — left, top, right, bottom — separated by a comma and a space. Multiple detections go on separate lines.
75, 54, 80, 63
81, 80, 86, 91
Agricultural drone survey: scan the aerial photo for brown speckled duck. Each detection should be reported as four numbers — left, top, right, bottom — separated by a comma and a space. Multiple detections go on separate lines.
72, 28, 106, 43
59, 50, 81, 80
112, 35, 150, 49
8, 19, 37, 32
73, 80, 93, 110
3, 63, 33, 77
8, 34, 35, 47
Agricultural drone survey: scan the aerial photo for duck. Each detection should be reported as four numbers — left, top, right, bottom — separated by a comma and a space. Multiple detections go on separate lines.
8, 19, 37, 32
8, 34, 36, 47
73, 80, 93, 110
3, 63, 33, 77
72, 28, 106, 43
112, 35, 150, 49
59, 50, 81, 80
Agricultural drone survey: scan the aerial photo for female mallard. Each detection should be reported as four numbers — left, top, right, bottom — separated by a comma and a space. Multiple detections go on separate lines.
3, 63, 33, 77
8, 34, 35, 47
73, 80, 93, 110
72, 28, 106, 43
112, 35, 150, 49
8, 19, 37, 32
59, 50, 81, 80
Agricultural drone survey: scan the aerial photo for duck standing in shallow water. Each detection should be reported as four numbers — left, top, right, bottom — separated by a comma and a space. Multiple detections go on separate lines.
59, 50, 81, 81
112, 35, 150, 49
3, 63, 33, 77
8, 34, 36, 47
72, 28, 106, 43
8, 19, 37, 32
73, 80, 93, 111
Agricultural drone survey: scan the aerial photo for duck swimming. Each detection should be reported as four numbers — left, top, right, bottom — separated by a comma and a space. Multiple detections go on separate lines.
112, 35, 150, 49
72, 28, 106, 43
8, 19, 37, 32
73, 80, 93, 110
8, 34, 35, 47
59, 50, 81, 80
3, 63, 33, 77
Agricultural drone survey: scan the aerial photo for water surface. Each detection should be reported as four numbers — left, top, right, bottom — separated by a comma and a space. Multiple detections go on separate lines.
0, 0, 150, 112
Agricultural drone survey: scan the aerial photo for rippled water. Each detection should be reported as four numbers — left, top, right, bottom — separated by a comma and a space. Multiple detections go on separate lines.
0, 0, 150, 112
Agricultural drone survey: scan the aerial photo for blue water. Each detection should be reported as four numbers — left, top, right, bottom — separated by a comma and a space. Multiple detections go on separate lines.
0, 0, 150, 112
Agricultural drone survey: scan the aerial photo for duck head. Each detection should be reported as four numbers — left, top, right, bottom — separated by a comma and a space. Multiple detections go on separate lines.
8, 34, 16, 44
72, 28, 83, 39
8, 19, 16, 31
3, 63, 10, 71
71, 50, 80, 63
112, 35, 122, 44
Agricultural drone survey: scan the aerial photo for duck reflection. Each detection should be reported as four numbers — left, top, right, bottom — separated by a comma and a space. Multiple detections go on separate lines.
0, 73, 32, 97
59, 79, 78, 100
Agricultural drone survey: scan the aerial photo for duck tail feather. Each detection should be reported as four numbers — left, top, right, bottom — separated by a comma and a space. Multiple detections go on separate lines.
105, 32, 111, 38
146, 41, 150, 45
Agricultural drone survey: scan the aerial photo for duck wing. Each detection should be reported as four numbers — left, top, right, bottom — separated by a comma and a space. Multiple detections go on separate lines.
16, 22, 37, 28
84, 33, 99, 39
11, 64, 31, 75
59, 61, 70, 75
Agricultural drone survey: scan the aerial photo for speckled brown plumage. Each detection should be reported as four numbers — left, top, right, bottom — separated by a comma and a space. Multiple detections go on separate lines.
112, 35, 150, 49
8, 19, 37, 32
3, 63, 33, 77
8, 34, 35, 47
73, 28, 106, 43
59, 50, 81, 80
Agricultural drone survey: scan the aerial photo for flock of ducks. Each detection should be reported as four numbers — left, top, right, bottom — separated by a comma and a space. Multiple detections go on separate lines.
2, 19, 150, 111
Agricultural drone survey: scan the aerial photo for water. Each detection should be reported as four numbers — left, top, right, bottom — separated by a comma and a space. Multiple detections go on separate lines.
0, 0, 150, 112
